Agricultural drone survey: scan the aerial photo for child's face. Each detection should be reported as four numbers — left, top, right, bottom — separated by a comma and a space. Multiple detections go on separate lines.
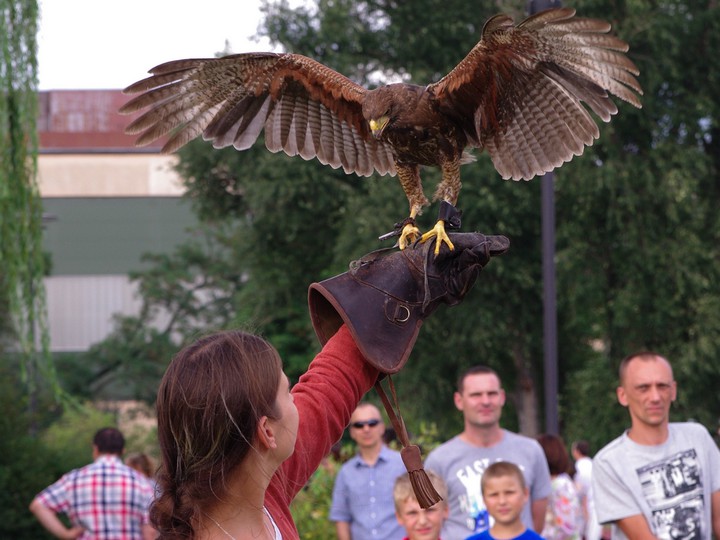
396, 497, 449, 540
482, 475, 529, 527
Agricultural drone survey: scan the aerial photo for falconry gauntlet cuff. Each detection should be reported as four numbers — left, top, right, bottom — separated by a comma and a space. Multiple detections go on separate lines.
308, 232, 509, 373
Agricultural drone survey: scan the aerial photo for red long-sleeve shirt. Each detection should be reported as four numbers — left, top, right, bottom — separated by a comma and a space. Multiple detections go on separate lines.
265, 324, 379, 539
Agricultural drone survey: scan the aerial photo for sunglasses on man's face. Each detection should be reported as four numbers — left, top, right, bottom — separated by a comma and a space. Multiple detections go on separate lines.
351, 419, 381, 429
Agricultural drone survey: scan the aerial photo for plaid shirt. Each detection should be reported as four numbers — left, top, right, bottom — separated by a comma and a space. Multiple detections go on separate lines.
35, 454, 154, 540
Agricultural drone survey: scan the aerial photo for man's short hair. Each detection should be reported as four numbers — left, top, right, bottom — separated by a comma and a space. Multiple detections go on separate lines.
618, 351, 671, 385
393, 470, 448, 510
480, 461, 526, 494
93, 427, 125, 455
457, 365, 500, 393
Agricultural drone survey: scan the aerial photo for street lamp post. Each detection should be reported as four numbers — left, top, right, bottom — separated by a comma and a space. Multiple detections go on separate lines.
527, 0, 562, 436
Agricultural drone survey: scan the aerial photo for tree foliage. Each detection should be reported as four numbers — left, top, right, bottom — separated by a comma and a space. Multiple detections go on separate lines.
554, 0, 720, 443
0, 0, 55, 400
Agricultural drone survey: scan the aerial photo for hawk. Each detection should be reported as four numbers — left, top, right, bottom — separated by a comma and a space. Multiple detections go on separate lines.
121, 7, 642, 254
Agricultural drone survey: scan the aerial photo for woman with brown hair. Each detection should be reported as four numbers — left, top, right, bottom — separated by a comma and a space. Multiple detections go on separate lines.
148, 232, 504, 539
151, 326, 377, 540
537, 433, 583, 540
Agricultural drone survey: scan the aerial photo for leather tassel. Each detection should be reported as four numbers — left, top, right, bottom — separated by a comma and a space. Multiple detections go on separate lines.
401, 445, 443, 509
374, 377, 443, 509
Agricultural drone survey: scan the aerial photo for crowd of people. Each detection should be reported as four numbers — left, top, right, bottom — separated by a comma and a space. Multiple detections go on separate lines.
326, 352, 720, 540
29, 351, 720, 540
26, 241, 720, 539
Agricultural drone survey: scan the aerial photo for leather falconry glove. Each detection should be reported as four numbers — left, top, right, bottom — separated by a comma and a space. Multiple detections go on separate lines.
308, 232, 509, 507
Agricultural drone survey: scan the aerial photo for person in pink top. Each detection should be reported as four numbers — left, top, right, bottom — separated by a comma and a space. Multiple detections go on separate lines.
537, 434, 582, 540
149, 233, 507, 539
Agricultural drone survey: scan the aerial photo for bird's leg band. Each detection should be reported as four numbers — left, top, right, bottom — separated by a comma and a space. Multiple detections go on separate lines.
438, 201, 462, 230
378, 216, 417, 241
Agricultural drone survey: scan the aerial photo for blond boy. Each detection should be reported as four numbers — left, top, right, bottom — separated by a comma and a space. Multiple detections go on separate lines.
466, 462, 545, 540
394, 470, 449, 540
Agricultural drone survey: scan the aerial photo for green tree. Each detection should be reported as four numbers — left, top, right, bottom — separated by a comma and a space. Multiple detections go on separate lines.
0, 0, 56, 404
557, 0, 720, 443
52, 222, 244, 401
149, 141, 356, 379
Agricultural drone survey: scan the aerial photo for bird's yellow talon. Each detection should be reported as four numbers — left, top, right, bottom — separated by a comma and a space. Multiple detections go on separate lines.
420, 220, 455, 255
398, 223, 421, 250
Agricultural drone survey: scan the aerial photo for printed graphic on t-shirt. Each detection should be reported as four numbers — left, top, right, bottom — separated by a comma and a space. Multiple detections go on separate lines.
636, 449, 703, 540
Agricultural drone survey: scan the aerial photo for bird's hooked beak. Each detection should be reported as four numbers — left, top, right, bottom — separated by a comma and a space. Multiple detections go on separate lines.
369, 116, 390, 139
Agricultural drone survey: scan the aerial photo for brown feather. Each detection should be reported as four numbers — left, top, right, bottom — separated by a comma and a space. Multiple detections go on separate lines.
428, 8, 642, 181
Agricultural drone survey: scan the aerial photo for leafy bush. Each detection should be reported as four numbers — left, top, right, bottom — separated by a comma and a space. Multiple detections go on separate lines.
291, 460, 340, 539
0, 427, 59, 539
0, 363, 61, 539
40, 405, 115, 471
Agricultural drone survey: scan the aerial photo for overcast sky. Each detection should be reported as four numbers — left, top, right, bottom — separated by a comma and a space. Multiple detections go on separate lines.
36, 0, 281, 90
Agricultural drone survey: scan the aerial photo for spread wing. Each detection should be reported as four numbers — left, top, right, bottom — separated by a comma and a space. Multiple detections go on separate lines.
121, 53, 396, 177
428, 8, 643, 180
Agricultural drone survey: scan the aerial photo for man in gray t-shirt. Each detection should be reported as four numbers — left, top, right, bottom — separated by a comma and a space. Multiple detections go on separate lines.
425, 365, 551, 540
593, 352, 720, 540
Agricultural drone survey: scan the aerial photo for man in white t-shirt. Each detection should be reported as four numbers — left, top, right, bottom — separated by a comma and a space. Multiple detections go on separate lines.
593, 352, 720, 540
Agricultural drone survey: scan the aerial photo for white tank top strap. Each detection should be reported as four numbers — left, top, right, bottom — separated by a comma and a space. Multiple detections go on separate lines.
263, 506, 282, 540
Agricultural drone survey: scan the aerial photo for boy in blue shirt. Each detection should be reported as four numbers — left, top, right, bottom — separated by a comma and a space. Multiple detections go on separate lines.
467, 462, 545, 540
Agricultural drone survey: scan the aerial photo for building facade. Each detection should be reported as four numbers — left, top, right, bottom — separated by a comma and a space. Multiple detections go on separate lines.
39, 89, 196, 352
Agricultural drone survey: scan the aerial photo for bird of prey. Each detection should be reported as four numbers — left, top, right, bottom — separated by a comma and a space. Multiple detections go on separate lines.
121, 7, 642, 254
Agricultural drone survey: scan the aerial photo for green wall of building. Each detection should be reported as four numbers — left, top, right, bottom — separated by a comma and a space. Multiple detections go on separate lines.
43, 197, 197, 275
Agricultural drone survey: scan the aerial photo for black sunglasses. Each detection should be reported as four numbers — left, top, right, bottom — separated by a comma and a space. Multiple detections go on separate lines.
351, 419, 381, 429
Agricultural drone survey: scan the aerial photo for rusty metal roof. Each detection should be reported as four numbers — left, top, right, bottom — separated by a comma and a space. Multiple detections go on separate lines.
38, 89, 165, 152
